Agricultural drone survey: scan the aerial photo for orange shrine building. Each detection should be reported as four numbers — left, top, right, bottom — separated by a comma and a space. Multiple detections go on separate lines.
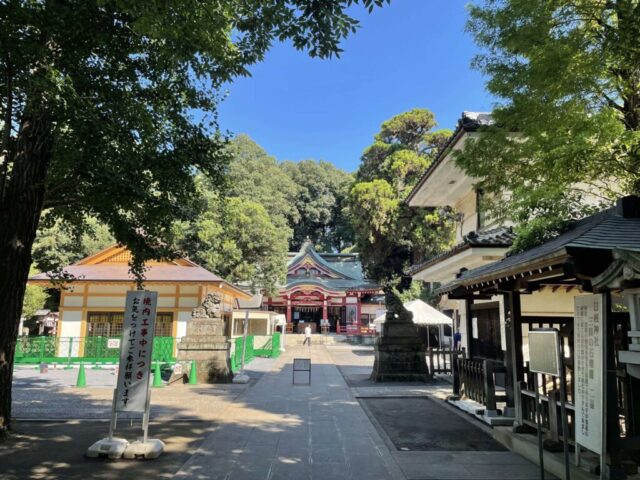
29, 245, 251, 354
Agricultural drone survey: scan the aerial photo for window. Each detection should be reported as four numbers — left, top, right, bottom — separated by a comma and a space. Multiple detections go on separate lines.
87, 312, 124, 337
155, 312, 174, 337
87, 311, 174, 337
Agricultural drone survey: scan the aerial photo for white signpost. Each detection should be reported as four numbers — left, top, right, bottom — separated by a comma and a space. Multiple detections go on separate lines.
87, 290, 165, 459
574, 294, 605, 474
528, 329, 570, 480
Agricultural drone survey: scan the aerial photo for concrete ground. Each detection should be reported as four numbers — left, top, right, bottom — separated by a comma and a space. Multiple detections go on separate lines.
3, 343, 548, 479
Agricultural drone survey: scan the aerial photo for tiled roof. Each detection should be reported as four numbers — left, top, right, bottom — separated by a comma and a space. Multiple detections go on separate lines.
409, 226, 515, 275
29, 264, 226, 283
405, 111, 493, 205
438, 198, 640, 293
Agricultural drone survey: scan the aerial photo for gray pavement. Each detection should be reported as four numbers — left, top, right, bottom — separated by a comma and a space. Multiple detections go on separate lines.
8, 343, 549, 479
175, 344, 404, 480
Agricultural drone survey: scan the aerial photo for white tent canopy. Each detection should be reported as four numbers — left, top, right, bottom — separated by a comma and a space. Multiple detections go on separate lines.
373, 299, 452, 326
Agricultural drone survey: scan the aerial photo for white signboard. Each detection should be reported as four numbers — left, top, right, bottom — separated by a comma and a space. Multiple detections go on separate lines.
115, 291, 158, 412
107, 338, 121, 349
528, 329, 560, 376
574, 294, 604, 455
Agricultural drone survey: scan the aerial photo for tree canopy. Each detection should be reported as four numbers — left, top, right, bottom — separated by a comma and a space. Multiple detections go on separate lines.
349, 109, 455, 288
224, 135, 355, 252
457, 0, 640, 250
0, 0, 389, 433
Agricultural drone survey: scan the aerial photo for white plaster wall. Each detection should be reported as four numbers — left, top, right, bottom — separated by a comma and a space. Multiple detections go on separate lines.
521, 287, 584, 317
178, 296, 199, 308
63, 295, 84, 307
157, 296, 175, 308
177, 311, 190, 340
58, 311, 83, 356
454, 190, 478, 241
180, 285, 198, 294
148, 285, 176, 294
86, 296, 126, 308
88, 284, 128, 294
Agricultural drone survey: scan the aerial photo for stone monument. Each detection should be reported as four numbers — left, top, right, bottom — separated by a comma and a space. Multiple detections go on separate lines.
370, 290, 430, 382
177, 292, 233, 383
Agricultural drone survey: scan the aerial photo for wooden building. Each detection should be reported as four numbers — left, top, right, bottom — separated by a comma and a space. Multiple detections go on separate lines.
264, 241, 384, 333
29, 245, 251, 355
438, 197, 640, 478
407, 111, 596, 365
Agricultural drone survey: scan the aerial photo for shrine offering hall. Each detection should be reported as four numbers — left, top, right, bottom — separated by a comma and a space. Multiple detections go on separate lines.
264, 241, 384, 333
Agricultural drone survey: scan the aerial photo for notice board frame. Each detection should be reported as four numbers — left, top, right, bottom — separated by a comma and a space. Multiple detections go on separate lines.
293, 358, 311, 385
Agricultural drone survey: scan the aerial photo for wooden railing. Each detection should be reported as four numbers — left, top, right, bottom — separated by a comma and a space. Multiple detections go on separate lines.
426, 348, 460, 376
456, 357, 507, 412
518, 362, 575, 445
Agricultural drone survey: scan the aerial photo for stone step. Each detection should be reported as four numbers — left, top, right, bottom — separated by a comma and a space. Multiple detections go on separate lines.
285, 334, 349, 345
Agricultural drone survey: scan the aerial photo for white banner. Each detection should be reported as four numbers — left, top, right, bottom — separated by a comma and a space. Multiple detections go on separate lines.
115, 291, 158, 412
574, 294, 604, 455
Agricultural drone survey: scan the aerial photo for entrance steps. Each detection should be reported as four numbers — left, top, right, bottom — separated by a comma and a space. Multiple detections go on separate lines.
286, 334, 349, 346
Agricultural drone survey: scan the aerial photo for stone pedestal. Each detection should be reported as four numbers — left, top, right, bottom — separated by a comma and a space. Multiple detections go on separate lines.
370, 292, 430, 383
177, 293, 233, 383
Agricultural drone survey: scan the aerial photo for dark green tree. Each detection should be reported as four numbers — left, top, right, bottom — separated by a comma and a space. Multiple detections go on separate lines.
225, 135, 302, 228
0, 0, 389, 434
457, 0, 640, 250
176, 182, 290, 295
349, 109, 454, 302
282, 160, 354, 251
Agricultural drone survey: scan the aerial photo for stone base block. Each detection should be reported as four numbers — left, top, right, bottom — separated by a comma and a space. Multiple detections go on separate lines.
370, 327, 430, 383
177, 340, 233, 384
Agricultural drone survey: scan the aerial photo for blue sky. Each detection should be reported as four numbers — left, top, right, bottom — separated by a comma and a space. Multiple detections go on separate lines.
217, 0, 494, 173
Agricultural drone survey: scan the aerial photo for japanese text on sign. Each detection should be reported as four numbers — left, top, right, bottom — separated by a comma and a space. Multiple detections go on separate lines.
574, 294, 604, 455
115, 291, 158, 412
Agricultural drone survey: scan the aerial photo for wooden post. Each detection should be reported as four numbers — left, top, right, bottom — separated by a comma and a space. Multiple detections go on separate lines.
484, 360, 497, 413
428, 347, 435, 379
453, 352, 461, 396
506, 292, 524, 419
465, 299, 474, 358
603, 292, 623, 477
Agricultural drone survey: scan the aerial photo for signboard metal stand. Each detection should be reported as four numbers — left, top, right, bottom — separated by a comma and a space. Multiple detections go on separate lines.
528, 328, 570, 480
86, 290, 164, 460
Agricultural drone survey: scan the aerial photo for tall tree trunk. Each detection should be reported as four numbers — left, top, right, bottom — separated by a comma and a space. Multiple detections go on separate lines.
0, 111, 53, 435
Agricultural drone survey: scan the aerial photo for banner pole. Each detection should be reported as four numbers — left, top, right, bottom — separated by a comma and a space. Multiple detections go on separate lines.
534, 372, 545, 480
558, 335, 570, 480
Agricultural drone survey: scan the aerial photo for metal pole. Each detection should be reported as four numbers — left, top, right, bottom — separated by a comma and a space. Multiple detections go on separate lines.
558, 336, 570, 480
142, 372, 152, 443
534, 372, 545, 480
240, 311, 249, 372
108, 389, 117, 441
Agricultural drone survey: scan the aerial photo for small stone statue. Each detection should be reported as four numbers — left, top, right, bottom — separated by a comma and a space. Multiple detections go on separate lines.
191, 292, 222, 319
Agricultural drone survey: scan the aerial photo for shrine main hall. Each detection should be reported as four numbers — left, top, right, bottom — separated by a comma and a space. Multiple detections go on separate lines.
263, 241, 384, 333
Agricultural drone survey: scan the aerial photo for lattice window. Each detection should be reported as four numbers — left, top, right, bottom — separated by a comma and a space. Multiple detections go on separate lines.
87, 312, 124, 337
155, 312, 174, 337
87, 311, 173, 337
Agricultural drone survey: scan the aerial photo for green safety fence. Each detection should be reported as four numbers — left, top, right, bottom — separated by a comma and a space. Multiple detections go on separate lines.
14, 336, 176, 365
230, 333, 281, 373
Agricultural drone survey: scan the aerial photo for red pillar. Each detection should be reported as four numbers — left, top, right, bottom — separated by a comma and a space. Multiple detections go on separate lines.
322, 299, 328, 322
286, 299, 292, 323
356, 294, 362, 331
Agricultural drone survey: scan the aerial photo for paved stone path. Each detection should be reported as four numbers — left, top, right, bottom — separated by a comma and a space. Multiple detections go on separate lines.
175, 344, 403, 480
175, 344, 544, 480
